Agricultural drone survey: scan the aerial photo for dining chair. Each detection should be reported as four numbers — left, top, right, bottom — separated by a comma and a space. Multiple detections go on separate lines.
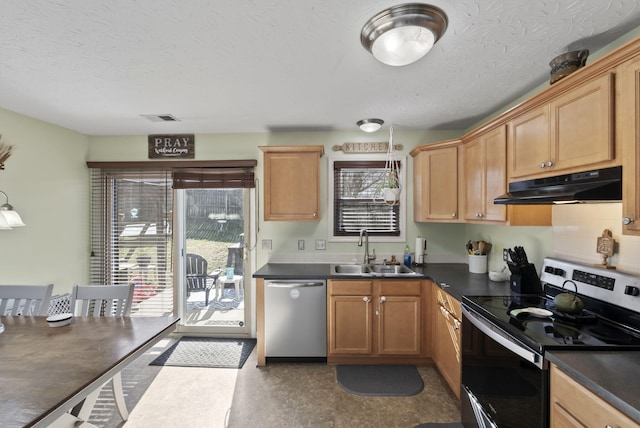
68, 284, 135, 423
0, 284, 54, 316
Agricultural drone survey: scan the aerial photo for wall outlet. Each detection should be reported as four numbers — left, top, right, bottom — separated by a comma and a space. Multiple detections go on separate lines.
298, 239, 305, 250
262, 239, 272, 250
503, 248, 509, 261
315, 239, 326, 250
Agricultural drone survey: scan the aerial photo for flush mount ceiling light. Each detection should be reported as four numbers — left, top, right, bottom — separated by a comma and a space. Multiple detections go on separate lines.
361, 3, 448, 66
357, 118, 384, 132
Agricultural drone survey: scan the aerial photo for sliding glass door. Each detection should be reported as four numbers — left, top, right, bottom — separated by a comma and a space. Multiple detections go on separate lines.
176, 188, 250, 335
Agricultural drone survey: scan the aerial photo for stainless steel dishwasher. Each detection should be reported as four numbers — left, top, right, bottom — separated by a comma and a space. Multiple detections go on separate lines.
264, 279, 327, 358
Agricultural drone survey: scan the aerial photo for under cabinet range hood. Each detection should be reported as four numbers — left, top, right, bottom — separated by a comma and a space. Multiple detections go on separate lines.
494, 166, 622, 205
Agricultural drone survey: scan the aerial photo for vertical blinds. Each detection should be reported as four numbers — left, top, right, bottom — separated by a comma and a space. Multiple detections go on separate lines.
90, 168, 174, 316
333, 160, 400, 236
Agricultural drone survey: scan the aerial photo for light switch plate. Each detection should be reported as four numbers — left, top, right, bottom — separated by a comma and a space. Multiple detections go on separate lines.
298, 239, 305, 250
315, 239, 326, 250
262, 239, 272, 250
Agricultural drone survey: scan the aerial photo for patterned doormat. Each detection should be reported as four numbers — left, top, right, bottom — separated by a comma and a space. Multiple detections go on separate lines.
149, 337, 256, 369
336, 365, 424, 396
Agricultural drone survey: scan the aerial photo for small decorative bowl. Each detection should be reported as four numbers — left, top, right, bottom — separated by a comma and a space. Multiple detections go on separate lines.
46, 313, 73, 328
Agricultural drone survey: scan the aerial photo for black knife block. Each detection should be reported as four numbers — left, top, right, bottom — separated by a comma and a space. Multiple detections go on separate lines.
510, 263, 543, 295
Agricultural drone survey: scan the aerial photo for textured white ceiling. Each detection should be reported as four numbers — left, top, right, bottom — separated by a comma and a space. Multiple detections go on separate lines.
1, 1, 640, 135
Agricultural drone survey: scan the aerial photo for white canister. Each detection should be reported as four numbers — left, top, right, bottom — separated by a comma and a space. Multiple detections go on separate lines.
468, 254, 488, 274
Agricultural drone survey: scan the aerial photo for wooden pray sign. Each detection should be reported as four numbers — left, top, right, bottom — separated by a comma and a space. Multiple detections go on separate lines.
148, 134, 195, 159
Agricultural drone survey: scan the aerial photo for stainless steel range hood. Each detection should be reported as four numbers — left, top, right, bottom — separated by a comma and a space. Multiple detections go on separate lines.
494, 166, 622, 205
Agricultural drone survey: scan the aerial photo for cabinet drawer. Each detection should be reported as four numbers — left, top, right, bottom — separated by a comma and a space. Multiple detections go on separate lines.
379, 280, 421, 296
329, 280, 373, 295
550, 364, 636, 428
434, 287, 461, 320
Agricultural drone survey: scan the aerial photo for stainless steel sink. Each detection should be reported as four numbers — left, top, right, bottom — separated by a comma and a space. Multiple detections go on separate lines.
369, 264, 415, 275
331, 264, 371, 275
330, 264, 416, 276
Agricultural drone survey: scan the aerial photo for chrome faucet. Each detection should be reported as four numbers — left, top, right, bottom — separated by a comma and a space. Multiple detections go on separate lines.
358, 229, 376, 264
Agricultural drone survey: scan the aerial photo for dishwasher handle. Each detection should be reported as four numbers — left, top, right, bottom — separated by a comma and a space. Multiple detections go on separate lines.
266, 281, 325, 288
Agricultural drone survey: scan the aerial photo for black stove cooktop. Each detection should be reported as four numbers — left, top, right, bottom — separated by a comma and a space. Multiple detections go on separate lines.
462, 294, 640, 353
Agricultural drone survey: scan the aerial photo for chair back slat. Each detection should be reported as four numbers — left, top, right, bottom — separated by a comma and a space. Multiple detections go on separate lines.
70, 284, 135, 317
0, 284, 54, 316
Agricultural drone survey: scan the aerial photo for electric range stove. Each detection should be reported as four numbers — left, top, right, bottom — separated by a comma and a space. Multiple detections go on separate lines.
460, 257, 640, 428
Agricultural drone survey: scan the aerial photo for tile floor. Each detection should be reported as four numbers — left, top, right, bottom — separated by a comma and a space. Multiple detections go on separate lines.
90, 335, 462, 428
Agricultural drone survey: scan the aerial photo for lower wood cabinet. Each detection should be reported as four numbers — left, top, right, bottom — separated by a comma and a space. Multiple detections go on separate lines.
327, 279, 427, 364
550, 364, 636, 428
431, 285, 462, 398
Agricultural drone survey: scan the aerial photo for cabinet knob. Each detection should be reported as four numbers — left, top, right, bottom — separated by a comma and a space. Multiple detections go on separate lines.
623, 217, 635, 225
540, 162, 546, 168
451, 213, 457, 218
313, 212, 317, 217
545, 161, 554, 167
454, 319, 460, 330
380, 296, 386, 303
362, 296, 371, 303
476, 213, 483, 218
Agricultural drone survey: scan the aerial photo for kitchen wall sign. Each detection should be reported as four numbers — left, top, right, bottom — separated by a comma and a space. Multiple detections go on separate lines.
333, 142, 402, 153
148, 134, 195, 159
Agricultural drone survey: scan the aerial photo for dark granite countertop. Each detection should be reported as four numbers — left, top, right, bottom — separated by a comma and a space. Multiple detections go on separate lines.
546, 351, 640, 424
253, 262, 511, 297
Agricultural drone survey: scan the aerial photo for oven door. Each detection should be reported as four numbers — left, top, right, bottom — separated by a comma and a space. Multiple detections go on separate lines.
461, 305, 548, 428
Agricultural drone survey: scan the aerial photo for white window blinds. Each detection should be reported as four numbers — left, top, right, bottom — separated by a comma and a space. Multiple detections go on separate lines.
333, 160, 400, 236
90, 168, 174, 316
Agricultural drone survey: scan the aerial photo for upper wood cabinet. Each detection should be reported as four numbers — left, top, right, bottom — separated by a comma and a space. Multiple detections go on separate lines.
260, 145, 323, 221
411, 140, 462, 223
462, 126, 507, 223
620, 54, 640, 235
508, 73, 616, 180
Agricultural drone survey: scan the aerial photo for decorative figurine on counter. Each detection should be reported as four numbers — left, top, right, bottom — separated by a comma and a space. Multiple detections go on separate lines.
596, 228, 616, 269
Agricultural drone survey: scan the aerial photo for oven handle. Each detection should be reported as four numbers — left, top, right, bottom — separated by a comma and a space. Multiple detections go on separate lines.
462, 305, 543, 369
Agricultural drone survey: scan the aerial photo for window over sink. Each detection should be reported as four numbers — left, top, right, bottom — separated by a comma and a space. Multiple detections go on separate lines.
328, 156, 406, 242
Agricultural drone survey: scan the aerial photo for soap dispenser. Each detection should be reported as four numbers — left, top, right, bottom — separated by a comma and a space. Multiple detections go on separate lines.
403, 245, 411, 267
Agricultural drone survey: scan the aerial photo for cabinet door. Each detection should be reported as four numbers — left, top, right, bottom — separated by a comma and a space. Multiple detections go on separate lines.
462, 136, 484, 221
463, 126, 507, 223
620, 56, 640, 235
508, 105, 551, 178
550, 73, 614, 171
434, 305, 461, 398
377, 295, 421, 355
483, 126, 507, 222
415, 146, 460, 221
261, 146, 322, 221
328, 295, 373, 355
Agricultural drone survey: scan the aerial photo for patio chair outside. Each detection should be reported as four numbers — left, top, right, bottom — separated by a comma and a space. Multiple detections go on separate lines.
186, 253, 219, 305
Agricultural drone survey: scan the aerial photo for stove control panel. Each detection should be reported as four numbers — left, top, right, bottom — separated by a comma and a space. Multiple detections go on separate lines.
572, 269, 615, 290
541, 257, 640, 313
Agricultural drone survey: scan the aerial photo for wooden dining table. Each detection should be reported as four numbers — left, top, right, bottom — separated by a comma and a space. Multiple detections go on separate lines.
0, 315, 179, 427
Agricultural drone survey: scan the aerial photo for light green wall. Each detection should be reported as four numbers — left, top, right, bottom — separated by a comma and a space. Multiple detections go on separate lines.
0, 107, 89, 293
89, 130, 462, 268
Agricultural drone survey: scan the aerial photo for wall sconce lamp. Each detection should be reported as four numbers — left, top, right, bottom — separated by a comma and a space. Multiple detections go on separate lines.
361, 3, 448, 66
0, 190, 25, 229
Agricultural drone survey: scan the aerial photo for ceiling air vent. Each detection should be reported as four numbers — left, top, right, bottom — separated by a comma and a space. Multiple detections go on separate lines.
141, 114, 180, 122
